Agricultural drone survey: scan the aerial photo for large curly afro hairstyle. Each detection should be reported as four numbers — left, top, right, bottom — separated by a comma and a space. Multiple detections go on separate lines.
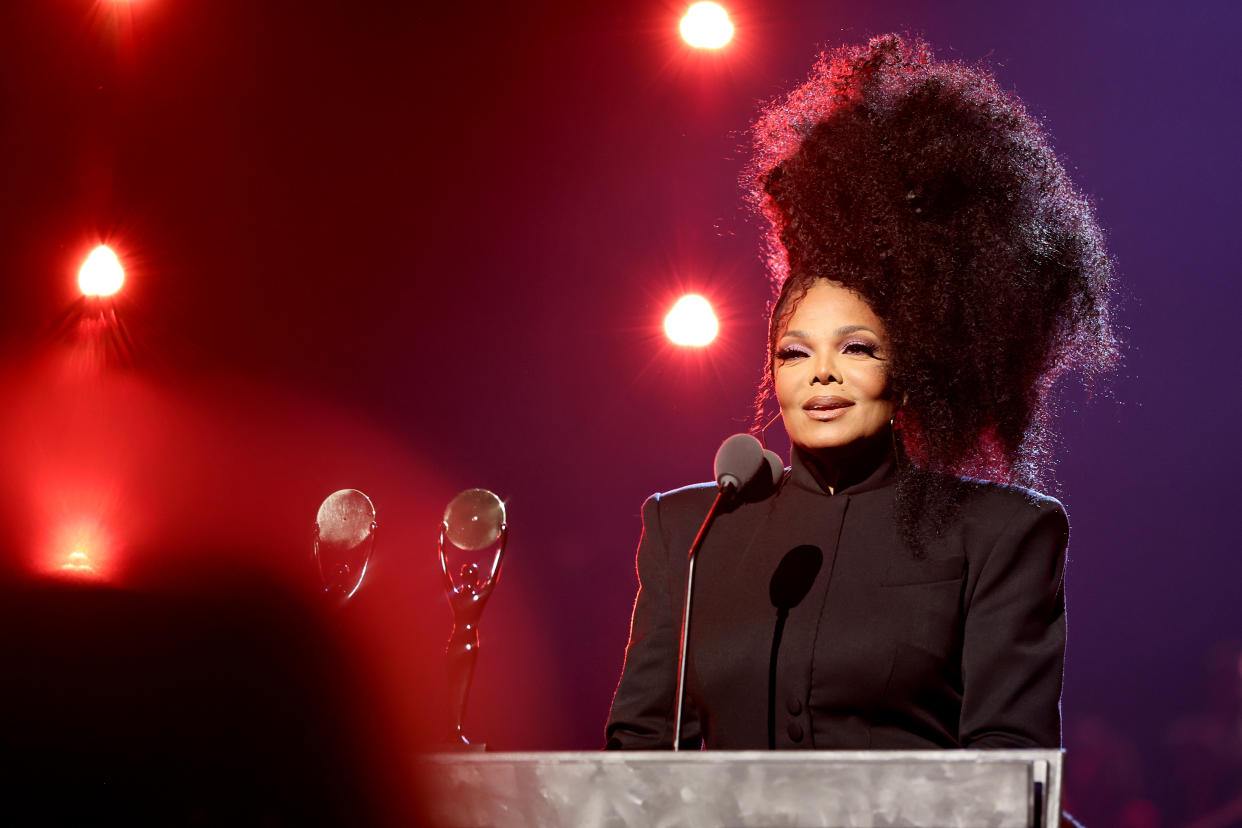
746, 34, 1118, 548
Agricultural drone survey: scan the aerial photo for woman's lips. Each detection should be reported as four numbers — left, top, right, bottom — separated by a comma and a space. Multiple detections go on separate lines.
803, 395, 854, 421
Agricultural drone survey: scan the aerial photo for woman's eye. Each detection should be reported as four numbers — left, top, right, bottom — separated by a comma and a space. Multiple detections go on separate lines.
776, 345, 811, 360
842, 340, 879, 357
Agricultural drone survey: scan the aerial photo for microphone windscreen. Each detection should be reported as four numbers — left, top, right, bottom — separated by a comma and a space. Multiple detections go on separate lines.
762, 450, 785, 489
714, 433, 765, 494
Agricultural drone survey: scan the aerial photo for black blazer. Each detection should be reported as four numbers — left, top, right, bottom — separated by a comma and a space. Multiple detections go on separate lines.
605, 448, 1069, 750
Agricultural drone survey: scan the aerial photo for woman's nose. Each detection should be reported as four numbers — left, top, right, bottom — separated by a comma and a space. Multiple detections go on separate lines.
809, 358, 840, 386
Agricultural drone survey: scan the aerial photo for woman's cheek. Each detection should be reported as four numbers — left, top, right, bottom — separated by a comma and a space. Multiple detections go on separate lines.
848, 364, 886, 398
774, 367, 798, 408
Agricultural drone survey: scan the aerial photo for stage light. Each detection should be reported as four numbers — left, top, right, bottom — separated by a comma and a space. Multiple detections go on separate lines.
78, 245, 124, 297
665, 294, 719, 346
52, 519, 111, 579
680, 2, 733, 49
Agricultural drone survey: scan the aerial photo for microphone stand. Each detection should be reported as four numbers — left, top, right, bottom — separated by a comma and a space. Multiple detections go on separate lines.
672, 486, 731, 751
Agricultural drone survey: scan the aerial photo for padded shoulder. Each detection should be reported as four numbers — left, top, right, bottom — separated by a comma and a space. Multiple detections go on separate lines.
652, 480, 718, 505
641, 481, 723, 551
954, 475, 1067, 522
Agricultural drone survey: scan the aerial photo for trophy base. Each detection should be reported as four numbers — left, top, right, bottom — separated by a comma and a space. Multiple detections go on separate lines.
436, 741, 488, 753
438, 729, 487, 752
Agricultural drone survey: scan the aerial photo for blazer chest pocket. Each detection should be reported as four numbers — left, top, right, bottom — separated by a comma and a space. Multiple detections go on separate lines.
879, 556, 965, 659
880, 556, 965, 587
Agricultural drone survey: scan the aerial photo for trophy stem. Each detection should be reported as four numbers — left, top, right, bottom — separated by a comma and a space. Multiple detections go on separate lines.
446, 621, 480, 747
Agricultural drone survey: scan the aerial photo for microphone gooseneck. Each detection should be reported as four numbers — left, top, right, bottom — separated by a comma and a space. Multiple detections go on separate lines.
673, 433, 774, 750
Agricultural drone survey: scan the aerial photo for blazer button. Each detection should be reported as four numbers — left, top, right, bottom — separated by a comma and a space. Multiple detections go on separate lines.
787, 722, 804, 742
787, 697, 803, 715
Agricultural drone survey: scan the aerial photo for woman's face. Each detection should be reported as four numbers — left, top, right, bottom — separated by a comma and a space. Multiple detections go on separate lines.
773, 280, 896, 458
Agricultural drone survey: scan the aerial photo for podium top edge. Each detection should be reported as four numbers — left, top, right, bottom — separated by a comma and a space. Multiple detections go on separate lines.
416, 749, 1063, 763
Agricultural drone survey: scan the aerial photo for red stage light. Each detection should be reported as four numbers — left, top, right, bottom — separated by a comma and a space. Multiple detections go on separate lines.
680, 2, 734, 49
78, 245, 124, 297
51, 518, 113, 579
665, 294, 719, 346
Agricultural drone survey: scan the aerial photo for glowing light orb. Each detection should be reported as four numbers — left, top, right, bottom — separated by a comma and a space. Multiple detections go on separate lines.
664, 294, 719, 346
680, 2, 734, 49
444, 488, 506, 552
78, 245, 124, 297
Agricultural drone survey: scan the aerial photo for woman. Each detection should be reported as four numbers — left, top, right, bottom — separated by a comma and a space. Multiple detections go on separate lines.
605, 34, 1117, 750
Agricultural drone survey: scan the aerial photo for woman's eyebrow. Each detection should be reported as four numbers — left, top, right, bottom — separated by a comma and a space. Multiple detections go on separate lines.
780, 325, 877, 339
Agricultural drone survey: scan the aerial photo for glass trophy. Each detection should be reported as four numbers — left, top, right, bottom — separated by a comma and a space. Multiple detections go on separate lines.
439, 488, 507, 749
313, 488, 377, 604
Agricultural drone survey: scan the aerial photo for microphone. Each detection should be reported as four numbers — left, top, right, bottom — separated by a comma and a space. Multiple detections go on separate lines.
714, 433, 766, 495
673, 434, 779, 750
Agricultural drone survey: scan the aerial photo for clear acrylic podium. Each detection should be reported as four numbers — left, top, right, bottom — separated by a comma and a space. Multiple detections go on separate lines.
417, 749, 1062, 827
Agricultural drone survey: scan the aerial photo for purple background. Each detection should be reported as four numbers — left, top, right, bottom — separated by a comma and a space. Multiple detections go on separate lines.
2, 0, 1239, 820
